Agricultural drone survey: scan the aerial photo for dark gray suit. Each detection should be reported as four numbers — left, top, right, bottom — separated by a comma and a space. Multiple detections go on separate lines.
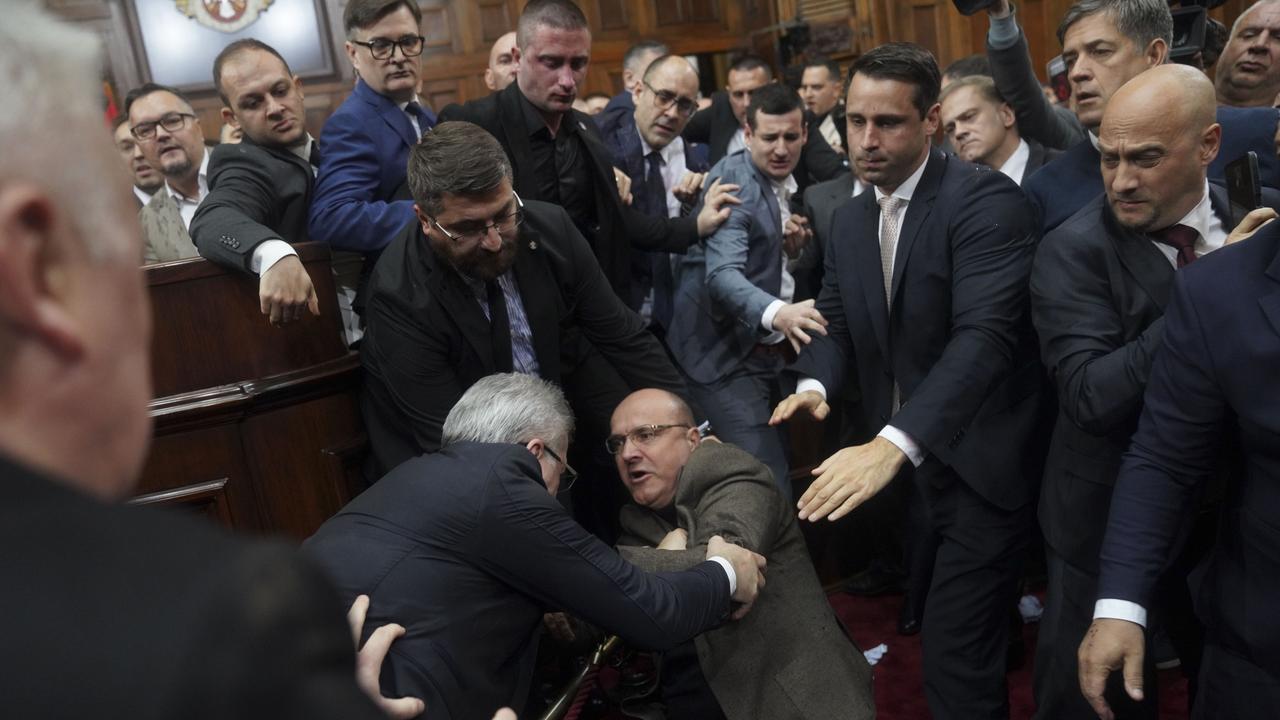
617, 442, 875, 720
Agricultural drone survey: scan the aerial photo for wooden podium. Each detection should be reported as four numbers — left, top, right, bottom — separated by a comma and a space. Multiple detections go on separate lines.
131, 243, 365, 541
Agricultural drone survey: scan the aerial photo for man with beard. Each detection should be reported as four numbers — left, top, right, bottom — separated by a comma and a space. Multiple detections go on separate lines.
359, 120, 687, 480
112, 115, 163, 208
1215, 0, 1280, 108
127, 83, 209, 263
939, 75, 1058, 186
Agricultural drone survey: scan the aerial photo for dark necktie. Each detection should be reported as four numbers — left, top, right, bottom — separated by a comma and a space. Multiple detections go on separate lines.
404, 101, 430, 139
485, 279, 514, 373
1151, 223, 1199, 268
308, 141, 321, 169
643, 150, 666, 217
644, 151, 675, 329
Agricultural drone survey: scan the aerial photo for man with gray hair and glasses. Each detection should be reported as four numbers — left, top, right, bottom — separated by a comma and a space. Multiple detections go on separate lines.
303, 373, 767, 720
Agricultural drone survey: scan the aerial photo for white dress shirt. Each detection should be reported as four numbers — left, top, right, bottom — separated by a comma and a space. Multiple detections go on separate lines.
997, 139, 1031, 186
638, 131, 688, 219
796, 152, 932, 467
165, 149, 209, 230
397, 96, 426, 138
760, 174, 799, 344
133, 185, 156, 207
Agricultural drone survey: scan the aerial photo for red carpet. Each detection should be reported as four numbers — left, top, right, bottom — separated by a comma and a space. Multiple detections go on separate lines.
827, 591, 1191, 719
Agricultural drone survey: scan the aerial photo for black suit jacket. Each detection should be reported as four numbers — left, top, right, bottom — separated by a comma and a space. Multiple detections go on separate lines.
1023, 139, 1059, 181
1030, 184, 1280, 571
792, 149, 1043, 510
1097, 221, 1280, 674
681, 90, 847, 195
360, 200, 685, 475
0, 453, 382, 720
438, 83, 699, 303
301, 442, 732, 720
190, 136, 313, 272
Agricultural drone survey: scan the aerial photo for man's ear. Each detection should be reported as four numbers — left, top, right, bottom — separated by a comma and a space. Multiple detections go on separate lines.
220, 106, 238, 128
0, 185, 86, 361
344, 40, 358, 68
923, 102, 942, 137
999, 102, 1016, 130
511, 45, 523, 68
525, 437, 546, 459
412, 203, 433, 236
293, 74, 304, 99
1147, 38, 1169, 67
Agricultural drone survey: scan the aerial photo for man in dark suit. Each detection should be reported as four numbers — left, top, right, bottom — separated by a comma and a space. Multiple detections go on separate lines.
682, 53, 847, 195
302, 374, 767, 720
597, 54, 711, 329
772, 43, 1043, 718
1076, 196, 1280, 720
799, 57, 846, 156
0, 7, 417, 718
940, 74, 1059, 186
1031, 63, 1280, 720
610, 389, 874, 720
361, 120, 686, 483
439, 0, 734, 307
309, 0, 436, 255
666, 84, 828, 492
190, 40, 330, 328
113, 115, 162, 208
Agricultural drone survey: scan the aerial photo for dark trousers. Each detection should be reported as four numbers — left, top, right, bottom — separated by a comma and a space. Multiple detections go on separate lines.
1193, 643, 1280, 719
918, 466, 1032, 720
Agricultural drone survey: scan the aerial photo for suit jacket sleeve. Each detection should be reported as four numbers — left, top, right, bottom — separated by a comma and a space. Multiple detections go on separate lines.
1030, 224, 1165, 435
704, 178, 778, 331
891, 171, 1039, 454
191, 145, 287, 273
988, 30, 1085, 151
791, 201, 858, 397
308, 109, 414, 252
1096, 271, 1223, 608
474, 452, 731, 651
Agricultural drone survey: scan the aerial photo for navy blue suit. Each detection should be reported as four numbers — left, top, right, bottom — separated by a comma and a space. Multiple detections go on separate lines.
308, 80, 436, 252
301, 442, 732, 720
1025, 105, 1280, 233
1097, 221, 1280, 707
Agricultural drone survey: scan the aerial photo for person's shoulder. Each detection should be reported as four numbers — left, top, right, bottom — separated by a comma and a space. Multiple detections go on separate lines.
804, 172, 854, 203
708, 151, 760, 188
1040, 195, 1107, 255
684, 441, 777, 495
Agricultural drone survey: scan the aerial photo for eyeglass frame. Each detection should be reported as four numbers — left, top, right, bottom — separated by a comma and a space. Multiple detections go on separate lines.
604, 424, 693, 455
643, 81, 699, 118
542, 445, 578, 493
428, 192, 525, 244
131, 112, 197, 142
350, 34, 427, 60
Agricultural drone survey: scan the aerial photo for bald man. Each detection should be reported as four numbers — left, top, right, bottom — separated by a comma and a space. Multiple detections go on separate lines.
1030, 65, 1280, 719
484, 31, 517, 92
609, 389, 874, 720
1215, 0, 1280, 108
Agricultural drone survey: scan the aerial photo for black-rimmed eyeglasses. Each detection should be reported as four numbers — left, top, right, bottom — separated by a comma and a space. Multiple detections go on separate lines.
605, 424, 692, 454
430, 193, 525, 244
351, 34, 426, 60
543, 446, 578, 493
131, 112, 196, 141
644, 82, 699, 117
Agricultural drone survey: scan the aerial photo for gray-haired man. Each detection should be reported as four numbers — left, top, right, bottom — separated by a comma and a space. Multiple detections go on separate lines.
303, 373, 766, 720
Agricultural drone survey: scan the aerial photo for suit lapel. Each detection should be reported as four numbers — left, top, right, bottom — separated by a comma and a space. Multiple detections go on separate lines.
1261, 238, 1280, 336
364, 83, 418, 150
1104, 205, 1176, 309
422, 242, 498, 373
850, 192, 891, 360
889, 150, 943, 303
1208, 183, 1234, 229
511, 225, 562, 380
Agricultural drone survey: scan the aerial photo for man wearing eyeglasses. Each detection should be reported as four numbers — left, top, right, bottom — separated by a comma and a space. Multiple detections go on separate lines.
607, 388, 873, 720
596, 54, 711, 331
308, 0, 435, 262
126, 83, 208, 264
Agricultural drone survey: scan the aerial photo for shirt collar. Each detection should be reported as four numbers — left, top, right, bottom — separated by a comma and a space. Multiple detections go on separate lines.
518, 89, 574, 138
770, 173, 798, 199
1168, 181, 1214, 240
166, 148, 209, 204
637, 129, 683, 166
288, 134, 316, 164
874, 148, 928, 205
1088, 131, 1100, 150
998, 138, 1031, 184
395, 95, 422, 113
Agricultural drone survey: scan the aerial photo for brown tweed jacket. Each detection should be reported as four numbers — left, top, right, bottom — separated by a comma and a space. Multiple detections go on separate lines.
618, 442, 875, 720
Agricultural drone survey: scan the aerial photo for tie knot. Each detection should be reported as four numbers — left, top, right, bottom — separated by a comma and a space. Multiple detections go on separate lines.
878, 195, 903, 215
1151, 223, 1199, 268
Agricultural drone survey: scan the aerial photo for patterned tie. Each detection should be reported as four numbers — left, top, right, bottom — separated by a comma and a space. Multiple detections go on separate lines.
878, 195, 904, 302
1151, 223, 1199, 268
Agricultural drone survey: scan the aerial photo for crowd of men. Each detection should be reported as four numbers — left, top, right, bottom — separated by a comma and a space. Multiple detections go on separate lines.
4, 0, 1280, 718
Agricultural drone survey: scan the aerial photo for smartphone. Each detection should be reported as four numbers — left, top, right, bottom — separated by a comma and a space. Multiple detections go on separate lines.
1225, 151, 1262, 228
1046, 55, 1070, 104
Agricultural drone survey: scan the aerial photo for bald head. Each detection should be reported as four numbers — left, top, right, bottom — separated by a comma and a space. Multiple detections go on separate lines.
633, 55, 701, 150
612, 389, 695, 429
485, 31, 518, 91
610, 389, 699, 511
1100, 64, 1221, 232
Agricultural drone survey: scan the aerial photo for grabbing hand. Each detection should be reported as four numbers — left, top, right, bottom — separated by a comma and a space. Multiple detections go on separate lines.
1078, 618, 1146, 720
347, 595, 426, 719
1225, 207, 1278, 246
658, 527, 689, 550
673, 171, 706, 206
796, 437, 906, 522
769, 390, 830, 426
707, 534, 767, 620
260, 254, 320, 326
782, 215, 813, 258
613, 167, 634, 206
696, 178, 743, 236
770, 298, 828, 354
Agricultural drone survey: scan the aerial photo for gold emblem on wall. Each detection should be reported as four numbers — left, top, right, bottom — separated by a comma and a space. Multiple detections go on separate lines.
174, 0, 275, 33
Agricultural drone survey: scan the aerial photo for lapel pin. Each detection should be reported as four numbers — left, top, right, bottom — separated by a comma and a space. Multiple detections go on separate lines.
529, 240, 538, 250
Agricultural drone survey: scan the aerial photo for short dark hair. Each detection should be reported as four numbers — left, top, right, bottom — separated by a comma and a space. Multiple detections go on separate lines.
746, 82, 803, 130
1056, 0, 1172, 49
124, 82, 193, 117
623, 40, 669, 75
848, 42, 941, 119
642, 53, 699, 84
343, 0, 422, 37
517, 0, 589, 50
212, 39, 293, 106
111, 113, 129, 132
729, 52, 774, 81
942, 53, 991, 81
803, 57, 841, 83
407, 121, 513, 217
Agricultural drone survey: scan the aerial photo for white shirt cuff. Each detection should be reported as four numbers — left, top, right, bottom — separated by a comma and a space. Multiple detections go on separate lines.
1094, 599, 1148, 628
251, 239, 297, 275
796, 378, 827, 399
761, 299, 786, 332
706, 555, 737, 596
877, 425, 925, 467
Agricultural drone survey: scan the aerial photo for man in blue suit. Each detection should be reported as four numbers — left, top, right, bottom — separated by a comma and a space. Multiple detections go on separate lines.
597, 54, 711, 330
308, 0, 435, 255
1077, 207, 1280, 720
666, 83, 828, 492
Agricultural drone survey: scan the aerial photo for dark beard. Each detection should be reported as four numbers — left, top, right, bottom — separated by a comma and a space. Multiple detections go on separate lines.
445, 234, 518, 281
